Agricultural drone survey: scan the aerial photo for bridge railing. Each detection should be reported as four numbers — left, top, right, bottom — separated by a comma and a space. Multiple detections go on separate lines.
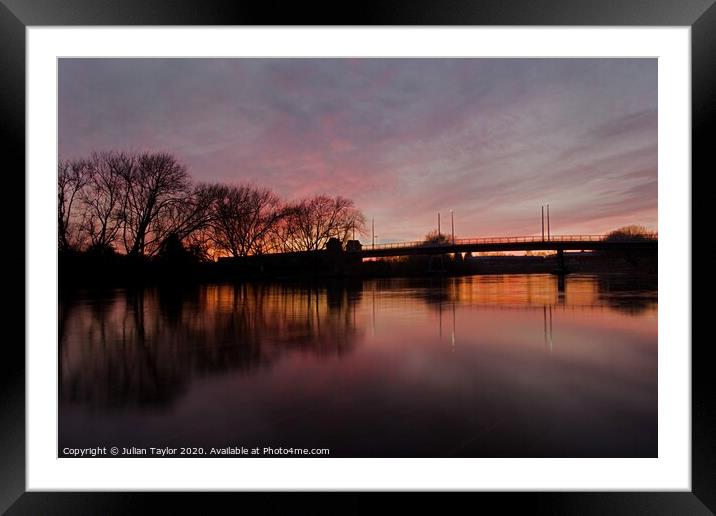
357, 234, 656, 251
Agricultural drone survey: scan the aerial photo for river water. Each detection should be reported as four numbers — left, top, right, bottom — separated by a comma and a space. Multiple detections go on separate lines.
59, 273, 657, 457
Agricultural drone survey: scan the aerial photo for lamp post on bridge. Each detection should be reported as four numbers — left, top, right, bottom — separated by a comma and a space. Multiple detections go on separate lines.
541, 204, 552, 241
450, 210, 455, 244
438, 212, 441, 236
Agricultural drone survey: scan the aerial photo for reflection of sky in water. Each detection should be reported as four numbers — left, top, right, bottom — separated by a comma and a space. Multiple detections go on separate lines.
59, 273, 657, 457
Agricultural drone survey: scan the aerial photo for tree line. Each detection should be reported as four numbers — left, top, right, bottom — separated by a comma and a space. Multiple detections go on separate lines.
604, 225, 657, 241
58, 151, 366, 261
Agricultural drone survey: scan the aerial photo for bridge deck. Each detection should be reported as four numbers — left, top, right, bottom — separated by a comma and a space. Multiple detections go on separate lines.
351, 234, 657, 258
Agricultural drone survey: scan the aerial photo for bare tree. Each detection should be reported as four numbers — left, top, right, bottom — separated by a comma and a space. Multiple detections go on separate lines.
58, 158, 90, 252
282, 195, 366, 251
120, 152, 191, 257
604, 225, 657, 241
159, 184, 218, 240
422, 230, 451, 246
267, 211, 298, 253
80, 151, 131, 252
182, 225, 216, 262
59, 149, 370, 262
208, 184, 284, 257
149, 183, 221, 261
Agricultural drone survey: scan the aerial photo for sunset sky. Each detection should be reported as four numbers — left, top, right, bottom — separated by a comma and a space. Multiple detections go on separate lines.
59, 58, 657, 244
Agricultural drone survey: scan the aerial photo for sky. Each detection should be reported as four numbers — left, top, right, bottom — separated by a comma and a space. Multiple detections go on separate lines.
58, 58, 657, 243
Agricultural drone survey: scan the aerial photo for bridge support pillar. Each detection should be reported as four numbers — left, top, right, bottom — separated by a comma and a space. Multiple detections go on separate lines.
555, 248, 567, 275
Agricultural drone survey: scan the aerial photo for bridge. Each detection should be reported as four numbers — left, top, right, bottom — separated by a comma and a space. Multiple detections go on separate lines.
348, 234, 657, 259
216, 233, 657, 277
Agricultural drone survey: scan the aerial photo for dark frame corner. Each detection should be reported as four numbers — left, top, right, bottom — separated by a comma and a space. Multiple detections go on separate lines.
1, 0, 713, 514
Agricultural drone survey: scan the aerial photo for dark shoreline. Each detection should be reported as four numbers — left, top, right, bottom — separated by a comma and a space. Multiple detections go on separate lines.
59, 250, 657, 292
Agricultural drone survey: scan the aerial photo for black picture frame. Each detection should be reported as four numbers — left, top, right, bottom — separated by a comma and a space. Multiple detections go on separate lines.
1, 1, 712, 513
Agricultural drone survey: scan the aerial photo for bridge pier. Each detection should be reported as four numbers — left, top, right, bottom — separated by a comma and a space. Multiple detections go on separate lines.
555, 249, 566, 274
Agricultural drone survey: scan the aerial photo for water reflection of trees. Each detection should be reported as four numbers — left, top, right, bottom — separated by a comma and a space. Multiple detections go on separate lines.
595, 274, 657, 315
59, 282, 363, 411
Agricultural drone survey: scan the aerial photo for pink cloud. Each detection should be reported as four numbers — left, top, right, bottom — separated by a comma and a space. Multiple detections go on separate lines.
59, 58, 657, 243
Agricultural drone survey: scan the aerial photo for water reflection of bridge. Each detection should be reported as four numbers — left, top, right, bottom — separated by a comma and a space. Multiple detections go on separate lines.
431, 301, 557, 352
398, 301, 648, 313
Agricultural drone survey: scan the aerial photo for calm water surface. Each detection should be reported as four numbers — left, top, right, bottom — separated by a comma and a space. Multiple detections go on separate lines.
59, 273, 657, 457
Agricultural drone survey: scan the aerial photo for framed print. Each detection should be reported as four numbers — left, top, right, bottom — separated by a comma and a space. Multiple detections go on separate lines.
1, 0, 713, 513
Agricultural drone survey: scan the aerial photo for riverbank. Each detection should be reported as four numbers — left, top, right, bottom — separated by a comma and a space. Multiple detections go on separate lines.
59, 250, 656, 291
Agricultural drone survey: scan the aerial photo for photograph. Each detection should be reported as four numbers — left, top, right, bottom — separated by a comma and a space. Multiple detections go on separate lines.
2, 0, 711, 508
57, 57, 659, 459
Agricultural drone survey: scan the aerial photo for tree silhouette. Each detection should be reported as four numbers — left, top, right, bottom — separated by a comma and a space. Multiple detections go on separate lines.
58, 158, 90, 253
120, 152, 191, 257
80, 151, 130, 252
422, 230, 451, 246
207, 184, 285, 257
280, 195, 366, 251
58, 150, 368, 260
156, 232, 201, 265
605, 225, 656, 241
